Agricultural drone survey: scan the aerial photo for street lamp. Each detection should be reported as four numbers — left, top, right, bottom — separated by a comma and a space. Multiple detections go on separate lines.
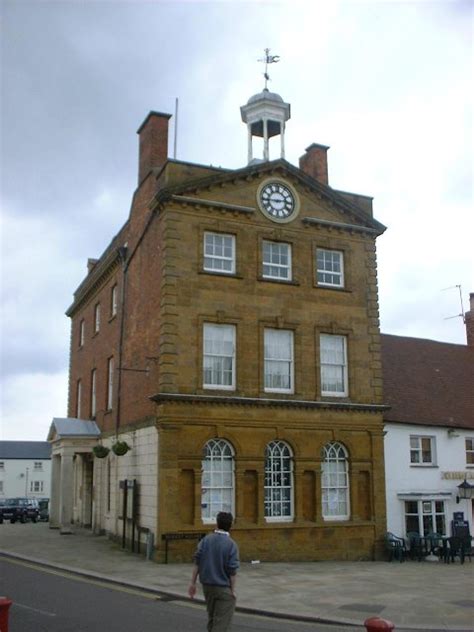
456, 479, 474, 503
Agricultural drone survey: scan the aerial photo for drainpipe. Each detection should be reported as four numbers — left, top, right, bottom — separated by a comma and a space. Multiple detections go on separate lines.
115, 246, 128, 438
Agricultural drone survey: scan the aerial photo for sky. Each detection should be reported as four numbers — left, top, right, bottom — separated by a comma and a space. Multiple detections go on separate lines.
1, 0, 472, 442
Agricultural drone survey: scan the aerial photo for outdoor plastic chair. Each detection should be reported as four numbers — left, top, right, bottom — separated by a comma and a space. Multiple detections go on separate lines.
425, 532, 444, 557
407, 531, 425, 562
444, 536, 473, 564
384, 532, 407, 562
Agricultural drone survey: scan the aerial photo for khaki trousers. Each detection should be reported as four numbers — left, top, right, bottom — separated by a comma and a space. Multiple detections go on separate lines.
202, 584, 235, 632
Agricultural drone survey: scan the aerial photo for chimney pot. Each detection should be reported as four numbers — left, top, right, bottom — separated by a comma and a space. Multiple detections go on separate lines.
87, 258, 98, 273
137, 111, 172, 185
299, 143, 330, 185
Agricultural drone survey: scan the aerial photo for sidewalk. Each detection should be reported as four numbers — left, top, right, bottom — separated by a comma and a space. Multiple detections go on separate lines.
0, 523, 473, 631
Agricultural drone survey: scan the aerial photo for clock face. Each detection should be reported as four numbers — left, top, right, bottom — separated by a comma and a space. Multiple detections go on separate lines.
258, 180, 299, 222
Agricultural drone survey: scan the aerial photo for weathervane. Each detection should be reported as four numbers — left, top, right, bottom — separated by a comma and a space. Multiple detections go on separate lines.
258, 48, 280, 90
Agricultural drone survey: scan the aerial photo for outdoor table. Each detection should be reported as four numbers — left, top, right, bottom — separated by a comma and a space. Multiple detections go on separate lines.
423, 534, 446, 556
409, 535, 448, 561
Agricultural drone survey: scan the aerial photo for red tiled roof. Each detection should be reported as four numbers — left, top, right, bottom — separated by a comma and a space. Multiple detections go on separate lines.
381, 334, 474, 430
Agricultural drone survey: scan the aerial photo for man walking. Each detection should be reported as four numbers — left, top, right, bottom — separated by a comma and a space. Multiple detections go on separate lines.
188, 512, 240, 632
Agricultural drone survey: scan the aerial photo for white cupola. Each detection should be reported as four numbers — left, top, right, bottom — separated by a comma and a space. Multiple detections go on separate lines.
240, 89, 291, 165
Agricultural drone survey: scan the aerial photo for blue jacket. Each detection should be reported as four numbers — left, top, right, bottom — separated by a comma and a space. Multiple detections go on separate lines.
194, 531, 240, 587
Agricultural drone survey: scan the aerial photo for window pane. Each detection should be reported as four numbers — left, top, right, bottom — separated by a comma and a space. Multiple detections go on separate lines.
317, 249, 344, 287
466, 438, 474, 464
421, 437, 432, 462
435, 514, 446, 534
321, 442, 349, 520
264, 441, 293, 520
201, 439, 234, 521
423, 514, 434, 535
107, 357, 114, 409
320, 335, 347, 396
262, 241, 291, 280
264, 329, 293, 392
410, 436, 434, 465
203, 324, 235, 389
204, 233, 235, 274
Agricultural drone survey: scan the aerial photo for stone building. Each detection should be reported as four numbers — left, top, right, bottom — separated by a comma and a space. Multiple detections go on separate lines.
49, 88, 389, 561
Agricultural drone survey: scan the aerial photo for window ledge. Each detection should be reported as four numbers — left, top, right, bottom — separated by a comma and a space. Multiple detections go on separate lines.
108, 314, 117, 323
314, 285, 352, 293
258, 276, 300, 286
200, 270, 243, 279
410, 464, 438, 468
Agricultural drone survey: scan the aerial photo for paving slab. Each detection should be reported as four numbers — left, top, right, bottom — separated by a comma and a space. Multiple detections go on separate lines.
0, 523, 473, 631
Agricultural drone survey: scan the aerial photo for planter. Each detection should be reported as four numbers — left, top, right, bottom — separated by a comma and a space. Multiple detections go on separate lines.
93, 445, 110, 459
112, 441, 130, 456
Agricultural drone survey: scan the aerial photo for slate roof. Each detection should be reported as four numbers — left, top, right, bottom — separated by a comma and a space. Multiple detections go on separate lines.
48, 418, 101, 440
381, 334, 474, 430
0, 441, 51, 460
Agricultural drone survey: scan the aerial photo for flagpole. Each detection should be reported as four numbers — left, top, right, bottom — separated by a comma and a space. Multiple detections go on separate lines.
174, 97, 179, 160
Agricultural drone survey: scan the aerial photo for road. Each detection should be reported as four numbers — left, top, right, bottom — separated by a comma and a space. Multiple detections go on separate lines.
0, 557, 363, 632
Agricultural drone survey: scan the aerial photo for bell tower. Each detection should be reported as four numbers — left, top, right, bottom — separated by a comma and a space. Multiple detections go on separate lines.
240, 49, 290, 164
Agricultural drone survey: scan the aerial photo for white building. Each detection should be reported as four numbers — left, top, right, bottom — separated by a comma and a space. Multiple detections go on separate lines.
382, 325, 474, 539
0, 441, 52, 499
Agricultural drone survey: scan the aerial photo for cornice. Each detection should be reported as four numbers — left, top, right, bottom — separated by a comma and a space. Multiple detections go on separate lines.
170, 194, 256, 214
302, 217, 381, 236
150, 392, 389, 412
66, 248, 122, 317
150, 159, 386, 235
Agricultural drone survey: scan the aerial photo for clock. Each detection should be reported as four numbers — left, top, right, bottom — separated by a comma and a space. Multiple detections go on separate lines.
257, 180, 299, 223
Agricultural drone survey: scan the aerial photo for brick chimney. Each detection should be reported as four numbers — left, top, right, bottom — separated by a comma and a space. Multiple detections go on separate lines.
137, 111, 171, 185
465, 292, 474, 347
299, 143, 330, 185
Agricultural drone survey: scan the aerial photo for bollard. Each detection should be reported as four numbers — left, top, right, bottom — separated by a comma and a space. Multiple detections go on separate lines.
0, 597, 13, 632
364, 616, 395, 632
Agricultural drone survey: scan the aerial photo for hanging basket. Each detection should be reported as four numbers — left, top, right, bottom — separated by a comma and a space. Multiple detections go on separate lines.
93, 445, 110, 459
112, 441, 130, 456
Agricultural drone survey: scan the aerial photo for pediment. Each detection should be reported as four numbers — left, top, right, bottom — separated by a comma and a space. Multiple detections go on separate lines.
48, 417, 101, 441
162, 159, 386, 236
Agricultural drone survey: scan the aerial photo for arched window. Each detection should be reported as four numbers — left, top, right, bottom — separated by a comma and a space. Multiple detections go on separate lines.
201, 439, 234, 523
264, 441, 293, 521
321, 442, 350, 520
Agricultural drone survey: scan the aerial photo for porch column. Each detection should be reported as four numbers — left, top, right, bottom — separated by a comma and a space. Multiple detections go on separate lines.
60, 453, 75, 534
49, 454, 61, 529
263, 119, 269, 161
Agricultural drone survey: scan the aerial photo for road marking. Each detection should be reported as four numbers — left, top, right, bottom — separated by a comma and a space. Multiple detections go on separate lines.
14, 602, 57, 617
0, 557, 163, 601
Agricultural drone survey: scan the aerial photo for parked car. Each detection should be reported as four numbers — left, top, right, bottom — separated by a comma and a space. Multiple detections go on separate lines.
0, 497, 40, 523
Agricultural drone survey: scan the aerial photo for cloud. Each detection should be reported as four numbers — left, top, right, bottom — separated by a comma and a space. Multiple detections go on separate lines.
1, 371, 68, 441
